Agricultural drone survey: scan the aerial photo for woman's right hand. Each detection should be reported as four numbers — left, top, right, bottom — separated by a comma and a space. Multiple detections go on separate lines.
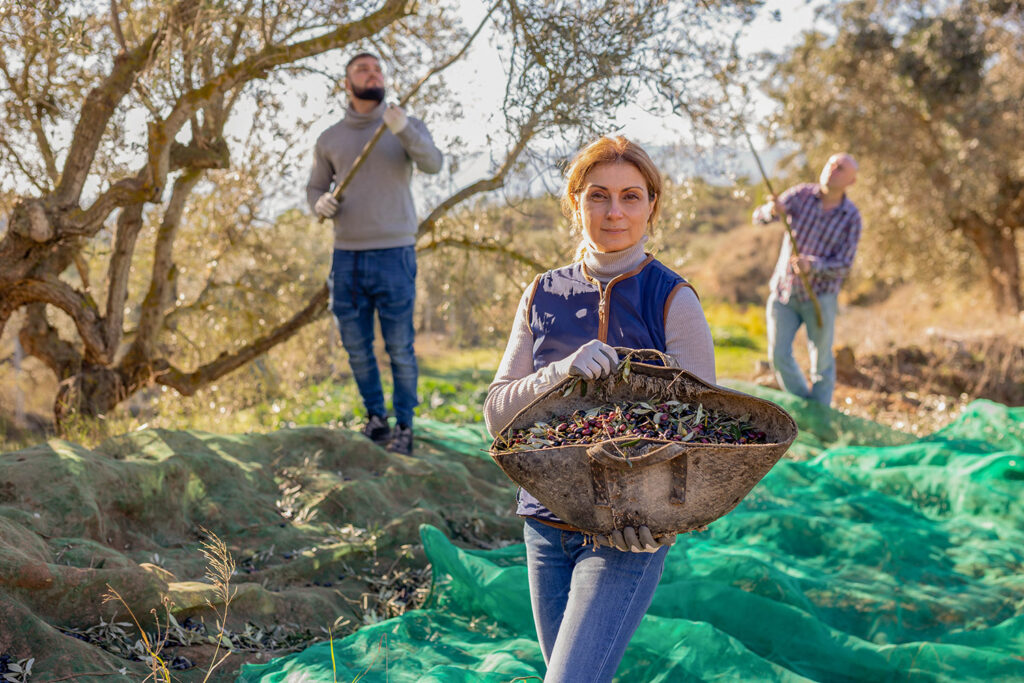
551, 340, 619, 380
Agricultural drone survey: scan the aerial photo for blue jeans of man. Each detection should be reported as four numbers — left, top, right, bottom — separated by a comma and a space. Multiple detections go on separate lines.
524, 518, 668, 683
766, 290, 838, 406
329, 246, 418, 426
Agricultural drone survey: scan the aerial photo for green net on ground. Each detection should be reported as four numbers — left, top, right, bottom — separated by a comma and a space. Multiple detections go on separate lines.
238, 386, 1024, 682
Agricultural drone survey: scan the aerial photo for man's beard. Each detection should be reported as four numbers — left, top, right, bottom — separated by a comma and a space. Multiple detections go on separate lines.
352, 84, 385, 103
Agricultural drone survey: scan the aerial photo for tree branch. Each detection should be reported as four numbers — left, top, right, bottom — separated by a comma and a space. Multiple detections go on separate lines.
0, 53, 59, 186
224, 0, 254, 65
417, 112, 540, 237
61, 137, 227, 238
6, 0, 409, 278
52, 28, 162, 208
0, 136, 49, 194
63, 174, 151, 234
0, 278, 108, 364
19, 304, 80, 379
155, 284, 329, 395
169, 137, 230, 171
103, 202, 145, 353
110, 0, 128, 52
416, 236, 549, 272
27, 108, 60, 186
152, 0, 412, 191
127, 168, 202, 362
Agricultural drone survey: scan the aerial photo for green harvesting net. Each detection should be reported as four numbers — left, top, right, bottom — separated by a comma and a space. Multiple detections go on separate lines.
238, 385, 1024, 682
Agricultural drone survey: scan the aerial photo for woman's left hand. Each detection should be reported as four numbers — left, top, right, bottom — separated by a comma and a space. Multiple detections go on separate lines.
600, 525, 676, 553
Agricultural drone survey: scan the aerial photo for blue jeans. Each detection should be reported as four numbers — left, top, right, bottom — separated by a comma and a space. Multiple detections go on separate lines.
766, 291, 838, 406
329, 246, 418, 425
523, 518, 668, 683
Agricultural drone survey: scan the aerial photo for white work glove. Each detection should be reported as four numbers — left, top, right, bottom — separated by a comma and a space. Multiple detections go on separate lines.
315, 192, 340, 219
549, 340, 618, 380
597, 525, 676, 553
382, 104, 408, 134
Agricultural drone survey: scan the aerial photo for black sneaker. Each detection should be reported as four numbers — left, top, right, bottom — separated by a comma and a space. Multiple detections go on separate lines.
387, 424, 414, 456
362, 414, 391, 445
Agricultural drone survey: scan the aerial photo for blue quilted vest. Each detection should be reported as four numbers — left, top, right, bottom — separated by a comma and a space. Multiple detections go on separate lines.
518, 255, 693, 525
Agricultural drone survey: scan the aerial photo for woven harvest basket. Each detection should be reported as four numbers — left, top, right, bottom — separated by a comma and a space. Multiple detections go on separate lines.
490, 350, 798, 537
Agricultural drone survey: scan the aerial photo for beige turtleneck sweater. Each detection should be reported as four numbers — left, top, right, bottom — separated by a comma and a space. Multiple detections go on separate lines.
483, 239, 716, 435
306, 101, 443, 250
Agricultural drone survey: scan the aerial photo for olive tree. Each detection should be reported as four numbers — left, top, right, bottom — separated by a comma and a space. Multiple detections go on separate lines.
764, 0, 1024, 313
0, 0, 758, 427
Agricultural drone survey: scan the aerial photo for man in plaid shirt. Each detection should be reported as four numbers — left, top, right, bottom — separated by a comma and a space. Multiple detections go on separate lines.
753, 153, 861, 406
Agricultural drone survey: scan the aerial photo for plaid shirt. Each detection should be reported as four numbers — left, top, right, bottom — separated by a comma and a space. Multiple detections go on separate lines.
753, 183, 862, 304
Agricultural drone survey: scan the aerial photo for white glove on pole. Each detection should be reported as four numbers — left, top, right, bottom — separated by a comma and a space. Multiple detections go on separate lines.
549, 340, 618, 380
315, 192, 340, 219
382, 104, 408, 134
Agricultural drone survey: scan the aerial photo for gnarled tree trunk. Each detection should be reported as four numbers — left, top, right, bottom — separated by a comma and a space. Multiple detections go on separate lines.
959, 221, 1022, 314
54, 365, 128, 429
955, 178, 1024, 314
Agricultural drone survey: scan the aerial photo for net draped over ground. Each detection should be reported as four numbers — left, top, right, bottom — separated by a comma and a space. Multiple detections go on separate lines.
239, 384, 1024, 682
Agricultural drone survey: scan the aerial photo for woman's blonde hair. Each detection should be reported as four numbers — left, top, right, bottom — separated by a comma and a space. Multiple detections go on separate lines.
561, 136, 664, 240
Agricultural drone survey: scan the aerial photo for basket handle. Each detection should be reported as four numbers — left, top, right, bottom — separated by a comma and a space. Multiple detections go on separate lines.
586, 438, 686, 470
612, 347, 679, 369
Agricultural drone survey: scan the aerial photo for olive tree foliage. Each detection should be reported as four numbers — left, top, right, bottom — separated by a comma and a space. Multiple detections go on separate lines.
763, 0, 1024, 313
0, 0, 448, 425
0, 0, 758, 426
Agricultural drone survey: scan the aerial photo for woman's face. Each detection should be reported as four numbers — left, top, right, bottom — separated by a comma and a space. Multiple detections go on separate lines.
577, 161, 654, 253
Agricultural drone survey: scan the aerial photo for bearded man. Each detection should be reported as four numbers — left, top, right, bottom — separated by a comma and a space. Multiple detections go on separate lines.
307, 52, 443, 455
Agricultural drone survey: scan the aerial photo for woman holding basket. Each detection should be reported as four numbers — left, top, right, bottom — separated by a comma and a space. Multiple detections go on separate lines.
484, 136, 716, 682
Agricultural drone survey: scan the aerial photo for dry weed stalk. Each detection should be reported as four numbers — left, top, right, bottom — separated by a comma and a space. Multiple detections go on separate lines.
101, 587, 171, 682
198, 527, 238, 682
81, 532, 326, 676
351, 633, 390, 683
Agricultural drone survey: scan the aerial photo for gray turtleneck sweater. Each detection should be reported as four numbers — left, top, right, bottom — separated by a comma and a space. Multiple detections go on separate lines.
484, 238, 717, 435
307, 101, 443, 250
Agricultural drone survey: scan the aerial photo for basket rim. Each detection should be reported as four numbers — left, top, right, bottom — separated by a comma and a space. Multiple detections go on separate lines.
491, 361, 798, 450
